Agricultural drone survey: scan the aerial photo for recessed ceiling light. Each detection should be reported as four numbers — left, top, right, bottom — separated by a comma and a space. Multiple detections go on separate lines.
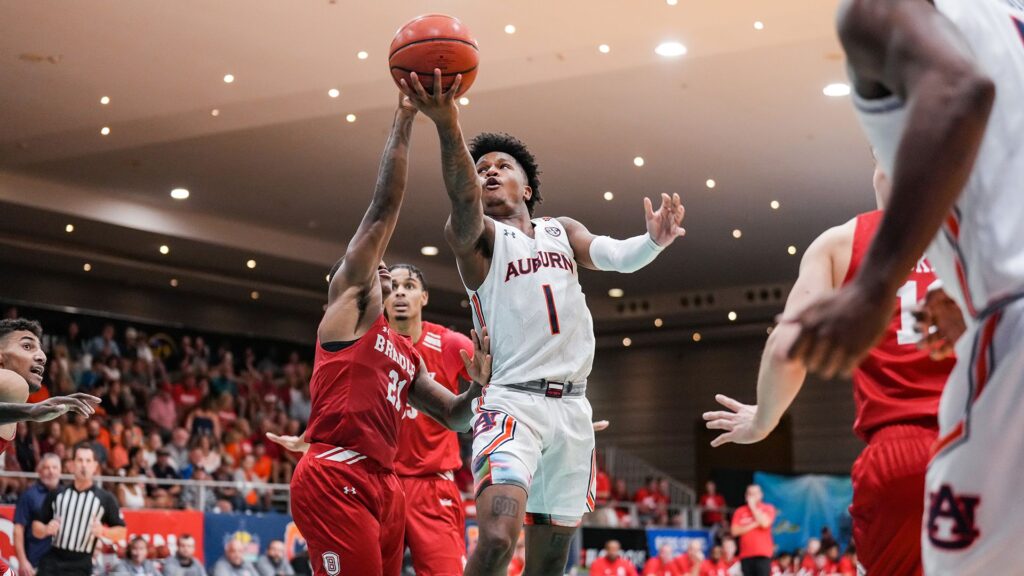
328, 88, 340, 98
250, 291, 260, 300
608, 288, 624, 298
99, 96, 110, 105
210, 109, 220, 117
159, 245, 170, 255
170, 278, 179, 287
100, 126, 111, 136
598, 44, 611, 54
458, 97, 470, 106
65, 224, 74, 233
223, 74, 235, 84
706, 179, 716, 189
728, 311, 738, 321
420, 246, 439, 256
754, 21, 765, 30
325, 274, 330, 283
346, 114, 357, 123
732, 229, 743, 239
170, 188, 190, 200
770, 200, 780, 210
654, 318, 663, 328
788, 245, 798, 255
603, 191, 614, 201
622, 337, 632, 347
460, 299, 469, 308
357, 51, 369, 60
823, 83, 851, 97
633, 156, 645, 167
666, 0, 678, 5
504, 24, 516, 34
692, 332, 702, 342
655, 42, 687, 57
246, 259, 257, 269
83, 263, 92, 272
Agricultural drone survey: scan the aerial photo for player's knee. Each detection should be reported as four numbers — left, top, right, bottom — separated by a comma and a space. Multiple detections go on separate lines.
474, 528, 516, 566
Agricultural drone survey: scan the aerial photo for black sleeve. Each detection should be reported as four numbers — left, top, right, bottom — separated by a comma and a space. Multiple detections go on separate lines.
37, 490, 57, 524
100, 489, 126, 527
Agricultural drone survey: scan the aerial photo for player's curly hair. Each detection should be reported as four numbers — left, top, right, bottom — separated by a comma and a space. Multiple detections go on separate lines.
469, 132, 543, 216
0, 319, 42, 342
388, 263, 427, 291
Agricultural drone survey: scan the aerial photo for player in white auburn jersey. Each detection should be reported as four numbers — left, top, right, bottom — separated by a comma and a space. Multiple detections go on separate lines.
400, 70, 685, 576
784, 0, 1022, 573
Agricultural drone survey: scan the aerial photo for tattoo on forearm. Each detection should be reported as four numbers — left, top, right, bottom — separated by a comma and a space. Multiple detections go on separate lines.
491, 496, 520, 518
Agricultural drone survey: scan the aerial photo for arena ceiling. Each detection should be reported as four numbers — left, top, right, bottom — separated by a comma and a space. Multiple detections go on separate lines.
0, 0, 877, 329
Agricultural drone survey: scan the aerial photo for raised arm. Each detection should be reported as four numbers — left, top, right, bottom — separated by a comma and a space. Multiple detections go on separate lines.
560, 193, 685, 272
408, 328, 490, 432
704, 223, 849, 446
788, 0, 994, 377
319, 98, 418, 343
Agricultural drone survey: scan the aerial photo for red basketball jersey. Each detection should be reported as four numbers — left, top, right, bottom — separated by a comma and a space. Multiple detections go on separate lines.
304, 314, 421, 470
844, 210, 955, 440
395, 322, 472, 476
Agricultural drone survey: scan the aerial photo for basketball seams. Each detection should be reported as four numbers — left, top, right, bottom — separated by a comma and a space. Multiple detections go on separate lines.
390, 65, 479, 77
388, 37, 479, 59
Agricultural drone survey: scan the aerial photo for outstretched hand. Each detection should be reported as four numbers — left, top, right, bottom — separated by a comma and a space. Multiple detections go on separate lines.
645, 193, 686, 247
702, 394, 768, 447
265, 432, 310, 454
398, 69, 463, 126
913, 287, 966, 360
29, 393, 101, 422
460, 328, 492, 386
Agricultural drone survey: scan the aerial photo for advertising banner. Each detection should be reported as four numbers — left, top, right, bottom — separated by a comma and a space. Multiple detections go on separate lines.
645, 528, 712, 558
754, 472, 853, 553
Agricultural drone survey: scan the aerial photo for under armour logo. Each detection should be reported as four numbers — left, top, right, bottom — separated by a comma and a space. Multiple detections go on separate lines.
928, 484, 980, 550
343, 486, 357, 495
504, 229, 516, 238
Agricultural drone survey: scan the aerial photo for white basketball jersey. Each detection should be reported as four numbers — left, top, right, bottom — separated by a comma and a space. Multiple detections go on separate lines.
464, 217, 595, 386
853, 0, 1024, 315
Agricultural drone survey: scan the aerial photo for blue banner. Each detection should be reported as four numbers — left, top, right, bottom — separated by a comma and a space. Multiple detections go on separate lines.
754, 472, 853, 554
203, 512, 297, 566
645, 528, 712, 558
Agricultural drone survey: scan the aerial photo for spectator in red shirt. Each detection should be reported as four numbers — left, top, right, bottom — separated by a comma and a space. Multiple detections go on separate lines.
674, 540, 716, 576
700, 480, 727, 527
596, 467, 612, 506
836, 546, 856, 576
643, 544, 682, 576
635, 477, 663, 525
731, 484, 776, 576
799, 538, 821, 573
590, 540, 639, 576
770, 552, 795, 576
172, 374, 202, 411
718, 537, 740, 574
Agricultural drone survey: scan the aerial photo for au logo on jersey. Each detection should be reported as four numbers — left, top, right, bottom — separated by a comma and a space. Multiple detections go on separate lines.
927, 484, 980, 550
322, 552, 341, 575
545, 226, 562, 237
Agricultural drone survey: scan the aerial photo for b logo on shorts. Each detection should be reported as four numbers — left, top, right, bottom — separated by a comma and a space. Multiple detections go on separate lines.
321, 552, 341, 576
927, 484, 981, 550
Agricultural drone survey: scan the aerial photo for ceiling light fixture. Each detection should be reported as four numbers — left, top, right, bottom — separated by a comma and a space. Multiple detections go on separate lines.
622, 337, 632, 347
223, 74, 235, 83
170, 279, 179, 287
770, 200, 780, 210
458, 97, 470, 106
246, 259, 257, 269
666, 0, 678, 5
420, 246, 439, 256
328, 88, 340, 98
504, 24, 516, 34
754, 21, 765, 30
159, 245, 170, 255
655, 42, 687, 57
728, 311, 738, 321
598, 44, 611, 54
732, 229, 743, 239
788, 245, 798, 255
823, 83, 851, 97
654, 318, 664, 328
65, 224, 74, 233
608, 288, 624, 298
706, 179, 716, 189
83, 263, 92, 272
170, 188, 190, 200
633, 156, 645, 167
250, 291, 260, 300
99, 96, 110, 105
603, 191, 614, 201
357, 51, 369, 60
346, 114, 357, 123
210, 109, 220, 117
100, 126, 111, 136
692, 332, 702, 342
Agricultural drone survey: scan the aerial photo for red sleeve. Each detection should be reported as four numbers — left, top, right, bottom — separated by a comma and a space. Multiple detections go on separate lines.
765, 504, 777, 523
442, 330, 473, 388
642, 559, 657, 575
628, 561, 640, 576
731, 506, 746, 528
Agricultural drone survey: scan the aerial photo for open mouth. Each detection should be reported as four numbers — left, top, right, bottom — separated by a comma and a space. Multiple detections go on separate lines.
485, 177, 501, 190
30, 366, 44, 377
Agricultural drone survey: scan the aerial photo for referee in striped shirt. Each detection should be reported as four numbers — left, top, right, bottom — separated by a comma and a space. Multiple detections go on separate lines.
32, 443, 126, 576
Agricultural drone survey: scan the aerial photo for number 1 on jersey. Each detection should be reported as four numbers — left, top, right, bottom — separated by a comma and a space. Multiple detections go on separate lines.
542, 284, 561, 335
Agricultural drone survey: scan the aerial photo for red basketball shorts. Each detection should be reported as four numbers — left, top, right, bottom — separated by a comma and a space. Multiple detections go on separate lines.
402, 474, 467, 575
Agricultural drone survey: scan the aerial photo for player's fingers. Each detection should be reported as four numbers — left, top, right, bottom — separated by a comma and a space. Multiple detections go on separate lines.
459, 349, 473, 370
661, 193, 671, 211
70, 393, 102, 404
714, 394, 746, 412
710, 432, 735, 448
432, 68, 444, 101
705, 419, 734, 431
644, 197, 654, 220
447, 74, 463, 100
702, 411, 736, 422
675, 227, 686, 238
409, 72, 430, 100
592, 420, 610, 432
65, 399, 91, 416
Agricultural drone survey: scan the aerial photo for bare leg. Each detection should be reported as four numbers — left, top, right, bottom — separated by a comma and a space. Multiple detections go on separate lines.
524, 524, 576, 576
464, 484, 527, 576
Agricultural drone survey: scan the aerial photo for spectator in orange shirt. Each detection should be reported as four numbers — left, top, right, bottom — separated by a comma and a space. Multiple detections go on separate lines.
590, 540, 638, 576
700, 480, 727, 527
731, 484, 776, 576
252, 442, 273, 481
643, 544, 682, 576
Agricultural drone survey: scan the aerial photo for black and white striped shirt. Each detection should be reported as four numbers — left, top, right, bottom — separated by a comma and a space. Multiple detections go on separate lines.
39, 483, 124, 557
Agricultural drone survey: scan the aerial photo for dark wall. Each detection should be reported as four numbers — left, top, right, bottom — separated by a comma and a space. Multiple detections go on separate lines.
588, 333, 862, 486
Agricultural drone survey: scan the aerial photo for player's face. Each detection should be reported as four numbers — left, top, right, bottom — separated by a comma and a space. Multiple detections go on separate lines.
386, 268, 428, 322
476, 152, 532, 217
0, 331, 46, 393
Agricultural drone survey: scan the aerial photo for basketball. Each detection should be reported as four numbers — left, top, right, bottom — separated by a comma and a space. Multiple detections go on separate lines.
389, 14, 479, 97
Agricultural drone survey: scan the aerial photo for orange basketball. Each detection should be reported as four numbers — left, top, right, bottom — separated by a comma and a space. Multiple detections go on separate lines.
389, 14, 479, 98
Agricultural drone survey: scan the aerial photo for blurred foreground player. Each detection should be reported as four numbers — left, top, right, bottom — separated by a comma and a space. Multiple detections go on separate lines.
704, 164, 960, 574
286, 96, 491, 576
782, 0, 1022, 572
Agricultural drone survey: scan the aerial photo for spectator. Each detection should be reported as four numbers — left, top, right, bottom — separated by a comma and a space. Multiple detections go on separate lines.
635, 477, 659, 525
108, 422, 130, 472
172, 375, 202, 413
147, 383, 177, 435
771, 552, 795, 576
37, 422, 62, 459
699, 480, 727, 528
595, 464, 612, 506
34, 444, 126, 576
163, 534, 207, 576
14, 453, 61, 576
78, 357, 106, 393
287, 378, 310, 424
212, 539, 257, 576
590, 540, 638, 576
800, 538, 821, 573
234, 454, 267, 511
731, 484, 776, 576
167, 428, 191, 471
101, 380, 134, 418
642, 544, 682, 575
186, 397, 221, 440
675, 540, 714, 576
142, 432, 163, 469
837, 546, 856, 576
87, 324, 121, 359
255, 540, 295, 576
111, 537, 160, 576
152, 448, 182, 498
15, 421, 40, 473
716, 537, 740, 574
60, 414, 88, 448
84, 419, 109, 466
63, 322, 85, 364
